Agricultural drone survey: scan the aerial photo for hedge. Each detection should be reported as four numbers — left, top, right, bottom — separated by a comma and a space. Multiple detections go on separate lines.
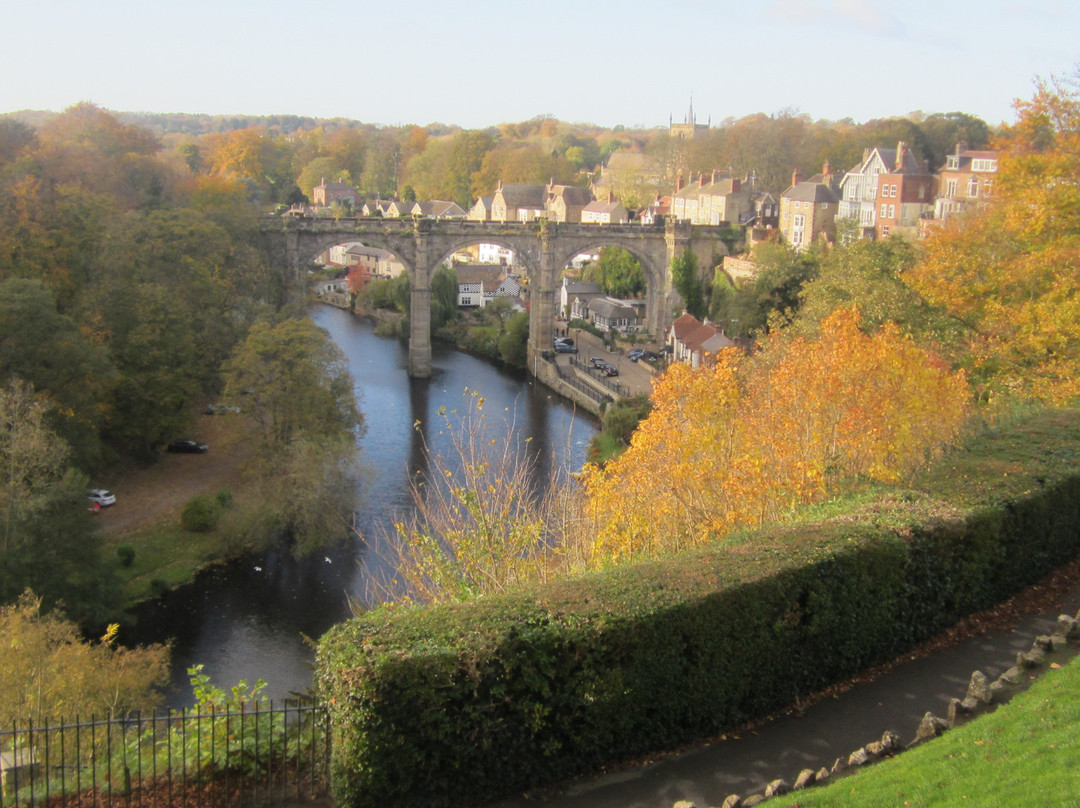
315, 409, 1080, 808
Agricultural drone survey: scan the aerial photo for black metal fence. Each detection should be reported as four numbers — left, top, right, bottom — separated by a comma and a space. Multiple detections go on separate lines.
0, 701, 330, 807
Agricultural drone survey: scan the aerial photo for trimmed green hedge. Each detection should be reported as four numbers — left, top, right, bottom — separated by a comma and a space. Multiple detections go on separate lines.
315, 410, 1080, 808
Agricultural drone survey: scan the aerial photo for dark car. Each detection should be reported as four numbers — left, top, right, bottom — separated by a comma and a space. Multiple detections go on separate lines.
554, 342, 578, 354
628, 348, 645, 361
167, 439, 209, 454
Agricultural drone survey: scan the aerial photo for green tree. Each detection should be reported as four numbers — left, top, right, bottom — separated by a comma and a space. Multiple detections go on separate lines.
430, 265, 459, 331
223, 317, 362, 452
497, 310, 530, 367
0, 279, 117, 466
223, 317, 364, 552
710, 241, 819, 334
596, 246, 645, 298
671, 248, 706, 319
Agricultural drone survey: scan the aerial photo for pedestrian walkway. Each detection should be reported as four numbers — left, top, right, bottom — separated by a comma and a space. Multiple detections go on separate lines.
488, 566, 1080, 808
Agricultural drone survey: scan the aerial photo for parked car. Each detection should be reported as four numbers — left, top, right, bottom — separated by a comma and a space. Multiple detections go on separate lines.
628, 348, 645, 361
167, 439, 209, 454
554, 337, 574, 347
554, 342, 578, 354
205, 403, 240, 415
87, 488, 116, 507
599, 363, 619, 376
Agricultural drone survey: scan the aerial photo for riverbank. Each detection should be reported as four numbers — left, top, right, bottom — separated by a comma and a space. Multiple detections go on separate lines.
97, 411, 262, 606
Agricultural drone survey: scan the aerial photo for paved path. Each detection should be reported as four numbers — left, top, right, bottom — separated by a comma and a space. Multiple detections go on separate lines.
488, 569, 1080, 808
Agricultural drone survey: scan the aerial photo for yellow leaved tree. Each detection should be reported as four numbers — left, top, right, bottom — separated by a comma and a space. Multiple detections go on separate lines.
583, 308, 970, 564
907, 70, 1080, 405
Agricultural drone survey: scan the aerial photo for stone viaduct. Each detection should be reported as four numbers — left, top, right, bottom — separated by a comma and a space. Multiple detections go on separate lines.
257, 215, 736, 381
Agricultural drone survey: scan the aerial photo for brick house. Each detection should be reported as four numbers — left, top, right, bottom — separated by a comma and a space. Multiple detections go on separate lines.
779, 167, 840, 250
933, 141, 1000, 222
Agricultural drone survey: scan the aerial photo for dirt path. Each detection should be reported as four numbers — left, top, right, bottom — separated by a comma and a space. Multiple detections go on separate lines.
95, 413, 255, 539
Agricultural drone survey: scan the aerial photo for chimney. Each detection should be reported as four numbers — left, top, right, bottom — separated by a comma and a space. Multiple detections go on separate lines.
895, 141, 907, 171
792, 168, 803, 186
956, 139, 968, 155
732, 178, 741, 192
608, 190, 614, 203
712, 169, 720, 184
699, 173, 707, 187
676, 174, 684, 192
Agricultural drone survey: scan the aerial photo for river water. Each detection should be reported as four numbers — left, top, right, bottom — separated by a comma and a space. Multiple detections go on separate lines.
138, 306, 597, 709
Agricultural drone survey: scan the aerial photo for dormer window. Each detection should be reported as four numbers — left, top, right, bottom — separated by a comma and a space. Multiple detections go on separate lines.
947, 156, 960, 169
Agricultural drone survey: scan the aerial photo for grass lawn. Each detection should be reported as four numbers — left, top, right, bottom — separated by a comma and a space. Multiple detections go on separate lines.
791, 654, 1080, 807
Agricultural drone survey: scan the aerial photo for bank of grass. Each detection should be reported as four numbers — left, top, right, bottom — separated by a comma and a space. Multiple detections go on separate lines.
102, 486, 266, 607
793, 654, 1080, 807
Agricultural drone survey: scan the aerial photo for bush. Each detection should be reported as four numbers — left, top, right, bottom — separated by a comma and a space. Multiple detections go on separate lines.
215, 489, 233, 509
180, 494, 224, 533
116, 544, 136, 567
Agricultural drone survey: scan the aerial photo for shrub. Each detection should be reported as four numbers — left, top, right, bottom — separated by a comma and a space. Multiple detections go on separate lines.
116, 544, 136, 567
181, 494, 223, 533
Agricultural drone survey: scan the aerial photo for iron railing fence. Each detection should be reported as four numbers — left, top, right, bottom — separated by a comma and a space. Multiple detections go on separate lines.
0, 701, 329, 807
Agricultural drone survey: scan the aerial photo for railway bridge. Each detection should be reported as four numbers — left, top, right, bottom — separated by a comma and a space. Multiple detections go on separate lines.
257, 215, 737, 379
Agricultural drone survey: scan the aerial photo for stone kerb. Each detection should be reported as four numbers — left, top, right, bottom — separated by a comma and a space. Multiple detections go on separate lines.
672, 611, 1080, 808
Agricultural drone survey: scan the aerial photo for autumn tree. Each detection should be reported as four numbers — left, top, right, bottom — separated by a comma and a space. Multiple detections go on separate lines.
0, 592, 169, 722
906, 70, 1080, 405
582, 307, 969, 562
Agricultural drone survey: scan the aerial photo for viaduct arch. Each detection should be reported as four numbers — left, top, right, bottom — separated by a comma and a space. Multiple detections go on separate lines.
257, 216, 735, 379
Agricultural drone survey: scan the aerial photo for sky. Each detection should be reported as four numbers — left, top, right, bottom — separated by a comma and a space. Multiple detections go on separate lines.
2, 0, 1078, 130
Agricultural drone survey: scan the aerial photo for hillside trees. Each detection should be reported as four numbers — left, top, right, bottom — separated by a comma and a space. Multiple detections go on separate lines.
0, 380, 120, 625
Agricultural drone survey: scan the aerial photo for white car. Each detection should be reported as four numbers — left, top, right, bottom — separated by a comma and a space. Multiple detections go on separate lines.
87, 488, 116, 507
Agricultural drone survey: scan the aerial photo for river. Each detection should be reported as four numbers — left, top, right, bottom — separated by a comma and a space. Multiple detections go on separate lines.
138, 306, 598, 709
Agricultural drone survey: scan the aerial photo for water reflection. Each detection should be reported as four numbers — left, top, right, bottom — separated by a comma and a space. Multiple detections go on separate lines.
138, 306, 597, 708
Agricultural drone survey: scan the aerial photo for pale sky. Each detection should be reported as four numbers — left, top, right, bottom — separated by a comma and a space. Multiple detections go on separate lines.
2, 0, 1077, 130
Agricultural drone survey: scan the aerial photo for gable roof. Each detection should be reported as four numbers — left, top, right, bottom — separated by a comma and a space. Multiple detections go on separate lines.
496, 183, 546, 207
782, 181, 840, 204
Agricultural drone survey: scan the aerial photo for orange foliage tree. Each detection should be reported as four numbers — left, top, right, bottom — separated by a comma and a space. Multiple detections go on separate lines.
582, 308, 969, 563
906, 71, 1080, 405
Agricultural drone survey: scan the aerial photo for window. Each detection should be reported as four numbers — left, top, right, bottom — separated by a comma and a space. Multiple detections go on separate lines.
972, 159, 997, 172
882, 225, 890, 237
887, 204, 896, 219
880, 204, 888, 218
945, 179, 958, 197
969, 177, 979, 198
947, 156, 959, 169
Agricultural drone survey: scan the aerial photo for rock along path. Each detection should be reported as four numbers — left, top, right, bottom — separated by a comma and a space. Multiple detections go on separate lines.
487, 558, 1080, 808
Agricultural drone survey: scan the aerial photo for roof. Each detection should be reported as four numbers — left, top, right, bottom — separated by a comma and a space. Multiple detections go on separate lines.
782, 182, 840, 204
496, 183, 546, 207
583, 199, 626, 214
588, 297, 637, 319
417, 200, 467, 218
548, 185, 595, 207
562, 278, 603, 295
670, 312, 702, 341
456, 264, 505, 285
